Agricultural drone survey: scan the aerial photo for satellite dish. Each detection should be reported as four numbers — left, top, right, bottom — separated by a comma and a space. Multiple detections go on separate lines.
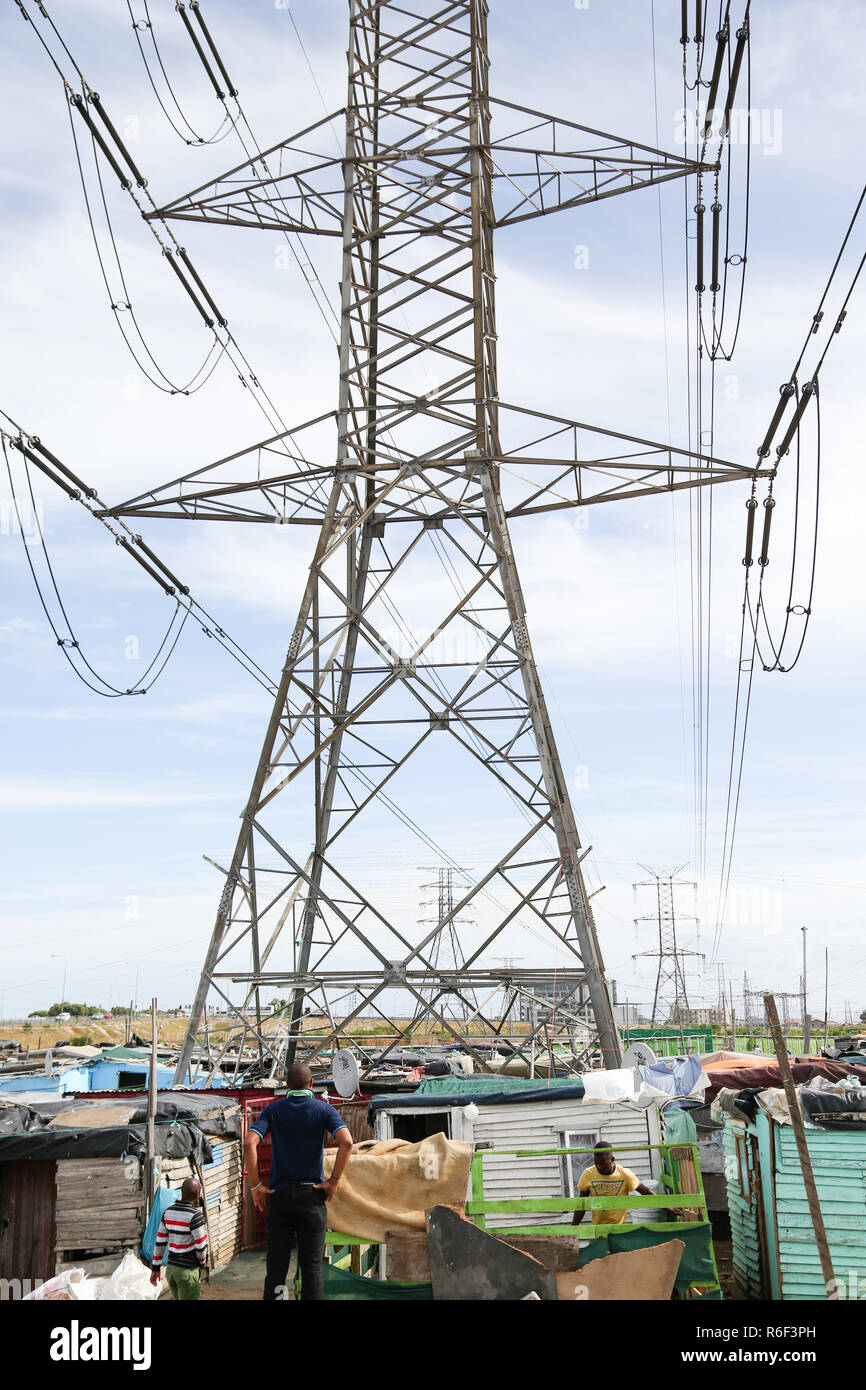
333, 1049, 360, 1098
623, 1042, 657, 1069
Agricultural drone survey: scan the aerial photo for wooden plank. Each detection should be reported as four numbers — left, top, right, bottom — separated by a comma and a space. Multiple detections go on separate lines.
0, 1159, 56, 1283
764, 992, 836, 1299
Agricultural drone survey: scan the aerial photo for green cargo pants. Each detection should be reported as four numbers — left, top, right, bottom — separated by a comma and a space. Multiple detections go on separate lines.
165, 1266, 202, 1301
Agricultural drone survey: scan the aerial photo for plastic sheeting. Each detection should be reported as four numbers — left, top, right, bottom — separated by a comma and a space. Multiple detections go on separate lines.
638, 1056, 708, 1099
581, 1069, 638, 1104
368, 1083, 587, 1115
322, 1263, 433, 1300
141, 1186, 180, 1263
0, 1092, 239, 1137
702, 1058, 866, 1101
0, 1119, 212, 1164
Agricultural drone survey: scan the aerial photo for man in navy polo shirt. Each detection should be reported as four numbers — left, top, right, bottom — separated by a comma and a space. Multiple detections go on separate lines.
244, 1061, 353, 1301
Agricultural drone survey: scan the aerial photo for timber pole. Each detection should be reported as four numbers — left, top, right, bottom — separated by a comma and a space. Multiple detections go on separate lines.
146, 997, 159, 1211
764, 992, 837, 1299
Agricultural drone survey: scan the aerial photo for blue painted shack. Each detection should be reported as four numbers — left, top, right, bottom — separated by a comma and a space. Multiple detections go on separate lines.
721, 1092, 866, 1299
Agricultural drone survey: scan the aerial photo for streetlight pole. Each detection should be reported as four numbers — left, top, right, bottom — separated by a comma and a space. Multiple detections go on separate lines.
51, 955, 68, 1012
802, 926, 811, 1054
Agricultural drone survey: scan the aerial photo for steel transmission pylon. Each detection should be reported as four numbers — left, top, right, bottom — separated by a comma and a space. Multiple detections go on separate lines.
105, 0, 759, 1082
632, 866, 704, 1026
413, 866, 477, 1027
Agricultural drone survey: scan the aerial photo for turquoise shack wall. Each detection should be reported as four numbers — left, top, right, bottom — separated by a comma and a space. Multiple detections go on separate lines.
723, 1117, 765, 1297
724, 1108, 866, 1300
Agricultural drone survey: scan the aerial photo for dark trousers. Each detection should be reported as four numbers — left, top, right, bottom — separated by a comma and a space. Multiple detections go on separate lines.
263, 1186, 328, 1301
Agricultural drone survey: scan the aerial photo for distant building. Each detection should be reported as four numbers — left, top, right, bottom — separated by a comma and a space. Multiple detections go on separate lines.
518, 976, 617, 1027
614, 1003, 640, 1028
668, 1005, 730, 1027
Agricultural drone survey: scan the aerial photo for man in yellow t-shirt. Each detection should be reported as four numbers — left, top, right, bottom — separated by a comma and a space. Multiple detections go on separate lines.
571, 1143, 652, 1225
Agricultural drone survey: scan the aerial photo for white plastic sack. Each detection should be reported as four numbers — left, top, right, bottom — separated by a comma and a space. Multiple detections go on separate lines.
580, 1068, 639, 1103
22, 1252, 156, 1302
100, 1250, 159, 1301
22, 1269, 83, 1301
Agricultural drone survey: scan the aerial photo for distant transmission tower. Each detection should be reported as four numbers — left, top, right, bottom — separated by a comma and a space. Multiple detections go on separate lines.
414, 867, 477, 1025
745, 987, 798, 1029
633, 866, 704, 1026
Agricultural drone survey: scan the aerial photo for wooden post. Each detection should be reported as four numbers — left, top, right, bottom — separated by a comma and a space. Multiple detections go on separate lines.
764, 992, 836, 1299
146, 998, 158, 1211
823, 948, 829, 1049
193, 1159, 214, 1278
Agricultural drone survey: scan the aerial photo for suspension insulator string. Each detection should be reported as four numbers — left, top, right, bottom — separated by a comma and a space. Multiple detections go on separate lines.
702, 20, 729, 137
70, 92, 130, 189
12, 439, 80, 499
775, 379, 817, 459
695, 198, 706, 292
161, 247, 215, 328
742, 495, 757, 568
710, 199, 722, 291
757, 382, 796, 459
757, 495, 775, 569
89, 93, 147, 188
719, 19, 749, 141
23, 435, 98, 498
176, 1, 224, 99
133, 535, 190, 594
177, 247, 227, 327
189, 1, 237, 97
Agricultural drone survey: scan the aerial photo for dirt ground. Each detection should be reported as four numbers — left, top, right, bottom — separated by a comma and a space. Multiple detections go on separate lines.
0, 1014, 503, 1052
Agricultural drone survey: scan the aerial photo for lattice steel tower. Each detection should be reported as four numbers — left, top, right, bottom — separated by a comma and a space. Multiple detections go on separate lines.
108, 0, 760, 1081
633, 866, 704, 1026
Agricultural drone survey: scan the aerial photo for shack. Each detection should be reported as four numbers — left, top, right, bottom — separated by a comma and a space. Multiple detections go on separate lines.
719, 1082, 866, 1298
0, 1092, 242, 1284
369, 1075, 664, 1229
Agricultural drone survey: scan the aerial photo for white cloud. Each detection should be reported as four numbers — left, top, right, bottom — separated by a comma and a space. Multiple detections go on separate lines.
0, 776, 232, 811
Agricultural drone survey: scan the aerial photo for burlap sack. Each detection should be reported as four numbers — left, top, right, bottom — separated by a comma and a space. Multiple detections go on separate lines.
322, 1133, 473, 1242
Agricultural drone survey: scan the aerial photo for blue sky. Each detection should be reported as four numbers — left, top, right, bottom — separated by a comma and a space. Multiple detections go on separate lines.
1, 0, 864, 1026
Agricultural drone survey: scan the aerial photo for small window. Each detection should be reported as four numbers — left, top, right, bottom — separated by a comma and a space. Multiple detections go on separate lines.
391, 1111, 451, 1143
560, 1129, 600, 1197
735, 1135, 751, 1199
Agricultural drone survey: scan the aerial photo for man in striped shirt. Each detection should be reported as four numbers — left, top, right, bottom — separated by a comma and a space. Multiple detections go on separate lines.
149, 1176, 209, 1300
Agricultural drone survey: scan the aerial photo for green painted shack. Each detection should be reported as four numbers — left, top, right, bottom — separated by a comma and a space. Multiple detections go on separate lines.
723, 1105, 866, 1299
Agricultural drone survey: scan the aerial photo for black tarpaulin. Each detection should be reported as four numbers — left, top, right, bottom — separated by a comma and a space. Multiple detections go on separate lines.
0, 1119, 212, 1164
9, 1092, 240, 1138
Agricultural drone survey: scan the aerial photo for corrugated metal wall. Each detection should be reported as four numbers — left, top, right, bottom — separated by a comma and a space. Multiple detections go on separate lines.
722, 1121, 764, 1298
774, 1124, 866, 1300
471, 1101, 657, 1230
